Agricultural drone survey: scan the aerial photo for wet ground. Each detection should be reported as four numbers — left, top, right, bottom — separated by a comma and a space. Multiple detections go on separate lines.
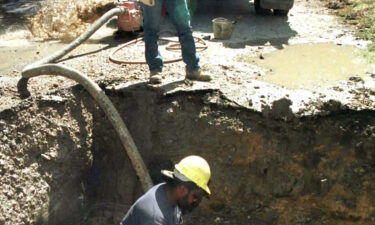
0, 0, 374, 112
238, 42, 373, 90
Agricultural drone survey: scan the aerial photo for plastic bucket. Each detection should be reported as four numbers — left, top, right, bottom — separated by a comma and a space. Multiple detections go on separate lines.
212, 17, 234, 40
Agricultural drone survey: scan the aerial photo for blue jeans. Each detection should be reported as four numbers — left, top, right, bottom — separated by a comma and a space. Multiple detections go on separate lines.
141, 0, 200, 72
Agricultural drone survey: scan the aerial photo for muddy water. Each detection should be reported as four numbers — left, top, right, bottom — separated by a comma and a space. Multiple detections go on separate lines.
0, 41, 65, 73
252, 43, 373, 90
0, 25, 118, 74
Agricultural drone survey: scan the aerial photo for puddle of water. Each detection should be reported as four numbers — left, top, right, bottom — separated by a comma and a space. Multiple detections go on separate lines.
244, 43, 374, 90
0, 41, 65, 73
0, 24, 118, 74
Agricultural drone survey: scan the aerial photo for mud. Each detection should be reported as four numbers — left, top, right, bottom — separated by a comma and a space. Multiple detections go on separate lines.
238, 42, 373, 90
1, 0, 374, 112
1, 0, 375, 224
28, 0, 115, 41
1, 82, 375, 225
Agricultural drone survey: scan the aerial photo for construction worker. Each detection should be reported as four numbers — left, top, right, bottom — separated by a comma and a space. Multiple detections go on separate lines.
140, 0, 212, 84
120, 155, 211, 225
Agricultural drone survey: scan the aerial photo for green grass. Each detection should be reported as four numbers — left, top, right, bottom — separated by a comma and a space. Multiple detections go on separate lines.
322, 0, 375, 62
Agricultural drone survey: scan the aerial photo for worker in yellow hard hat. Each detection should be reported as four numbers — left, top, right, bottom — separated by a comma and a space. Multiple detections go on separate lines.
120, 155, 211, 225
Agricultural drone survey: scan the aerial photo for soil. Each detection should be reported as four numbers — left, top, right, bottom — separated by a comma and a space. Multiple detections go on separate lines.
0, 0, 375, 225
1, 0, 374, 111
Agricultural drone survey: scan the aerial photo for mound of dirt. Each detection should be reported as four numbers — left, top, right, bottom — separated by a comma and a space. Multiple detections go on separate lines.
28, 0, 115, 41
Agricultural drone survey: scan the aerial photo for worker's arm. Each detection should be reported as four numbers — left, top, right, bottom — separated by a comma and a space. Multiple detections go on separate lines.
120, 204, 166, 225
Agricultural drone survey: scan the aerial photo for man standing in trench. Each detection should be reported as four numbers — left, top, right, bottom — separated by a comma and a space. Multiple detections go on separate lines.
140, 0, 212, 84
120, 155, 211, 225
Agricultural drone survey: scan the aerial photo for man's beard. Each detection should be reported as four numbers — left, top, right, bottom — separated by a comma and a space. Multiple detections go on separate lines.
177, 193, 199, 215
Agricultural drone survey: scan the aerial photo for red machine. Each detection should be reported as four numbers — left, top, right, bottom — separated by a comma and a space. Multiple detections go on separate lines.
117, 1, 143, 32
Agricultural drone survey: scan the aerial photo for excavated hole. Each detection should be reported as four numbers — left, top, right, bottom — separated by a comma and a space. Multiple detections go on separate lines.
0, 84, 374, 225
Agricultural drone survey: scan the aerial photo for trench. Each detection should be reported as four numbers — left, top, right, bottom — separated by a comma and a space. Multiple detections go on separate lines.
0, 83, 374, 225
1, 0, 374, 224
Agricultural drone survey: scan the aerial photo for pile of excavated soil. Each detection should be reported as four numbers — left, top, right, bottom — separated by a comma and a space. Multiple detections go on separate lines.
28, 0, 114, 41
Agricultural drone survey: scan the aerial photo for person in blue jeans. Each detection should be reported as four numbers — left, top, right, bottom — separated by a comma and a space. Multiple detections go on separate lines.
141, 0, 212, 84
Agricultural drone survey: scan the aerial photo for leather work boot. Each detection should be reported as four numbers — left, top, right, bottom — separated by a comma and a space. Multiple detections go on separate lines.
149, 71, 162, 84
185, 69, 212, 82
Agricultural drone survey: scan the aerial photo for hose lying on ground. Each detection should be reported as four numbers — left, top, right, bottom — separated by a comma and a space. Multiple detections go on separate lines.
109, 33, 208, 64
21, 7, 154, 192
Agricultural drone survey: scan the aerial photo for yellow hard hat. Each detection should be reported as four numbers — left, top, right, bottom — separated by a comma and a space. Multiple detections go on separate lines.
174, 155, 211, 195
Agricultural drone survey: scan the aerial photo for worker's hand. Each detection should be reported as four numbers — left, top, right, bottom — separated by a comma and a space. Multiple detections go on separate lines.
139, 0, 155, 6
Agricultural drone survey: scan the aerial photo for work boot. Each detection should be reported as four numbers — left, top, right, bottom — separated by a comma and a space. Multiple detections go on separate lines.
185, 69, 212, 82
149, 71, 162, 84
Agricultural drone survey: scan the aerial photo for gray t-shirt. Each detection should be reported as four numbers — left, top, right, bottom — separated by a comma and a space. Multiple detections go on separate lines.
120, 183, 183, 225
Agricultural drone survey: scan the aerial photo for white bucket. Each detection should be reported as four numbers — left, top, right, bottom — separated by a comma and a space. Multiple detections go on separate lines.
212, 17, 235, 40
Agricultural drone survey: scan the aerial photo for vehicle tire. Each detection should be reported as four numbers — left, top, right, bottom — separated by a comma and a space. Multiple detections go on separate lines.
254, 0, 272, 15
273, 9, 289, 16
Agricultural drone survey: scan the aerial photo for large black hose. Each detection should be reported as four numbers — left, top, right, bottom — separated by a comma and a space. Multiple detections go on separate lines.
21, 7, 154, 191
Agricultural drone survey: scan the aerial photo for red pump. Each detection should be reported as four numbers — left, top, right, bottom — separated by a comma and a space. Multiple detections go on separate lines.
117, 1, 143, 32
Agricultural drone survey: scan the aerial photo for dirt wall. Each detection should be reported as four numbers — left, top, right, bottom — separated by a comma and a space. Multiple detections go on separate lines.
0, 87, 96, 225
0, 84, 374, 225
